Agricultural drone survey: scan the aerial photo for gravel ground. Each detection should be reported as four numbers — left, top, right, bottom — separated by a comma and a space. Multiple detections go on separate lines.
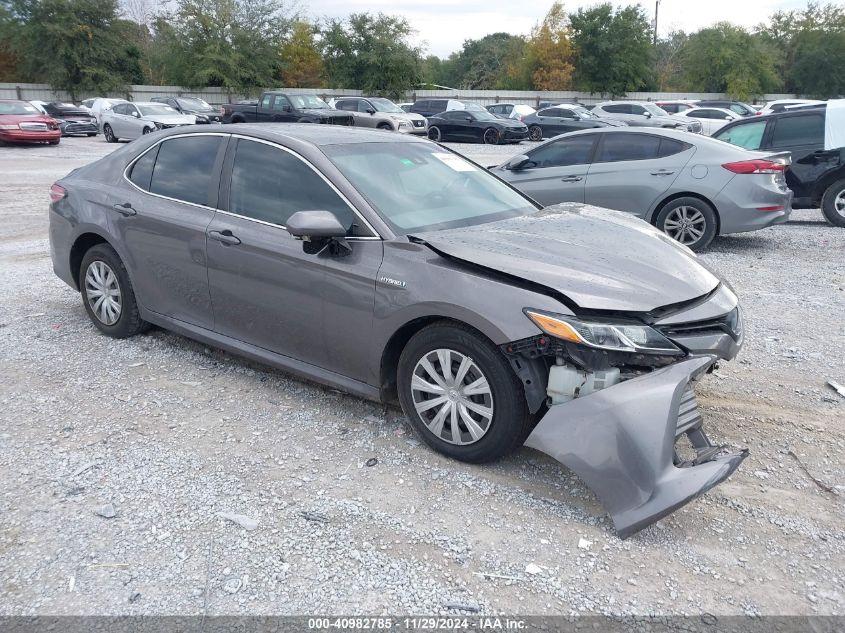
0, 135, 843, 617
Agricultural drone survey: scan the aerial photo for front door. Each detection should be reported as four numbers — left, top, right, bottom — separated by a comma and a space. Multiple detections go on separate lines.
207, 137, 380, 373
504, 134, 597, 205
764, 112, 833, 201
115, 134, 228, 329
585, 132, 692, 217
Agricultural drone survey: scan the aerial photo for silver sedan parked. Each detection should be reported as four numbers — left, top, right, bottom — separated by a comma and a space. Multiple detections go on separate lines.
101, 102, 196, 142
493, 128, 793, 250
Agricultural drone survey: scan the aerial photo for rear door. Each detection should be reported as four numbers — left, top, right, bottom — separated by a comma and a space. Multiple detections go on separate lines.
585, 133, 693, 217
503, 134, 598, 205
762, 112, 832, 201
117, 133, 228, 329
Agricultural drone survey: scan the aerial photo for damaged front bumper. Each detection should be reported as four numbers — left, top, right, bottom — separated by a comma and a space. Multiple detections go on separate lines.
524, 355, 748, 539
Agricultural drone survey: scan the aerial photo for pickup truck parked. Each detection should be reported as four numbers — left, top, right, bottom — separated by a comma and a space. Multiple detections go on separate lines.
221, 91, 353, 126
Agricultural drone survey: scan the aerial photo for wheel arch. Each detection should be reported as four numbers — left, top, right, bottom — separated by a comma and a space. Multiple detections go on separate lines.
812, 167, 845, 206
648, 191, 721, 235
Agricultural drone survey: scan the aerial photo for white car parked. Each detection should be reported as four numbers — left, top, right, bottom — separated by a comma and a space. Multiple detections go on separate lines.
101, 102, 196, 142
676, 107, 741, 136
757, 99, 825, 116
81, 98, 128, 125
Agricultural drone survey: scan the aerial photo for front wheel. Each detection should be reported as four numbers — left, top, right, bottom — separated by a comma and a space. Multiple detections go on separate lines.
103, 124, 117, 143
397, 322, 532, 463
528, 125, 543, 141
821, 178, 845, 227
142, 126, 153, 135
427, 126, 442, 142
483, 127, 500, 145
79, 244, 149, 338
377, 122, 393, 131
655, 197, 718, 251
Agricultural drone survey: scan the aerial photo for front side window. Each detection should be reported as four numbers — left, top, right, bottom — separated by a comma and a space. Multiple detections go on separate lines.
529, 136, 596, 168
149, 136, 224, 206
770, 114, 824, 147
229, 139, 358, 232
323, 142, 536, 233
714, 120, 767, 150
542, 108, 562, 117
272, 95, 291, 111
603, 104, 629, 114
260, 94, 273, 109
596, 133, 662, 162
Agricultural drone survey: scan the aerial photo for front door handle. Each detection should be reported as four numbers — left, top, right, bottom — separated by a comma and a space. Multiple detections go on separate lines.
208, 230, 241, 246
561, 175, 583, 182
650, 169, 675, 176
112, 202, 136, 216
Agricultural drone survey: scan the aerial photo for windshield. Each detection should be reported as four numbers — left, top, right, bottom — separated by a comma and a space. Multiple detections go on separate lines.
644, 104, 669, 117
323, 142, 536, 233
177, 97, 212, 110
138, 104, 178, 116
289, 95, 329, 109
0, 102, 40, 115
573, 105, 598, 118
369, 98, 404, 114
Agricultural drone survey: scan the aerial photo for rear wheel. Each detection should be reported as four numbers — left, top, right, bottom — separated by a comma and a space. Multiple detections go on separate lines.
655, 197, 718, 251
79, 244, 148, 338
483, 127, 500, 145
427, 126, 442, 142
397, 322, 532, 463
528, 125, 543, 141
821, 178, 845, 227
103, 124, 117, 143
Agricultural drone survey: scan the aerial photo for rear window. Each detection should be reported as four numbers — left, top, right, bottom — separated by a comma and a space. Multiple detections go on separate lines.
713, 120, 766, 150
149, 136, 224, 206
657, 138, 692, 157
595, 133, 661, 162
770, 114, 824, 147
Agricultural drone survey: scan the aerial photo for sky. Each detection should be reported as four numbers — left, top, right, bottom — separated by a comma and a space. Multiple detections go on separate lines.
304, 0, 810, 57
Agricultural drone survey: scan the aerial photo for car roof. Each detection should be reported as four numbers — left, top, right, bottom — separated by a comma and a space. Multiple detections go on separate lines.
202, 123, 428, 146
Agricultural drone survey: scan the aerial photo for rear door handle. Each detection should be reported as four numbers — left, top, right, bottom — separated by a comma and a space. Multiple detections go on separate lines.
560, 175, 583, 182
208, 230, 241, 246
650, 169, 675, 176
112, 202, 136, 216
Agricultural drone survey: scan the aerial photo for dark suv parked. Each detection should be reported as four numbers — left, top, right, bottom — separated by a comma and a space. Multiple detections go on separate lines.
151, 96, 222, 123
713, 105, 844, 226
409, 99, 468, 118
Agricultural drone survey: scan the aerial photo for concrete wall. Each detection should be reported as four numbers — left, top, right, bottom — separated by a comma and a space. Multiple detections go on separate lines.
0, 82, 800, 106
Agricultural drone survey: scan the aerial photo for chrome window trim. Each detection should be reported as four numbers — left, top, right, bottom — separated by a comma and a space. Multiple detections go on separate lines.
122, 131, 382, 240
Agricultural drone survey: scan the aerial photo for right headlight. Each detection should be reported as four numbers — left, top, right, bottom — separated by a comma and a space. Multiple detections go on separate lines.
525, 309, 683, 355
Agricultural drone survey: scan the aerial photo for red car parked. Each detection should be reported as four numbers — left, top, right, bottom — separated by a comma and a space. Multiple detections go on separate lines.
0, 99, 61, 145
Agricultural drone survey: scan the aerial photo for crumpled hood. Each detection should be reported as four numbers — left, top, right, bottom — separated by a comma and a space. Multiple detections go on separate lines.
410, 203, 720, 313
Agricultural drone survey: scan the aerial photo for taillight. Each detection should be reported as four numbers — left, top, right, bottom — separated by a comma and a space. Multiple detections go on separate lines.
50, 183, 67, 203
722, 159, 786, 174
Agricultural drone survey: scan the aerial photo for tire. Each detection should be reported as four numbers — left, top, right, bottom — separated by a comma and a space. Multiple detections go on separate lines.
528, 125, 543, 141
142, 126, 152, 135
103, 124, 117, 143
397, 322, 532, 463
655, 196, 718, 251
79, 244, 149, 339
820, 178, 845, 227
231, 116, 246, 124
427, 126, 441, 142
483, 127, 500, 145
377, 123, 393, 131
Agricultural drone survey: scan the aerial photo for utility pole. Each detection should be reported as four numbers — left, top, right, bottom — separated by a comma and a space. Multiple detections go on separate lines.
653, 0, 660, 44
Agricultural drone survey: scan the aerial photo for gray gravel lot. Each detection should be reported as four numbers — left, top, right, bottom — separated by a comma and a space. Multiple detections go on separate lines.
0, 135, 843, 616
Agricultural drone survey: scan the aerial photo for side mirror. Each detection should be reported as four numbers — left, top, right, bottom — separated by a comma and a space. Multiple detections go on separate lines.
506, 154, 532, 171
132, 111, 140, 118
725, 115, 732, 120
283, 105, 292, 112
286, 210, 351, 255
644, 111, 652, 118
366, 108, 376, 115
464, 115, 472, 121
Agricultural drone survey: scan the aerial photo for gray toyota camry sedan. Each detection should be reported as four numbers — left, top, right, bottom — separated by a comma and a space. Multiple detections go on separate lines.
49, 125, 747, 538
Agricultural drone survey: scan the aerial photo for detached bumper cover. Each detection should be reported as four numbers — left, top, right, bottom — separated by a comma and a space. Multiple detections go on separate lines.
524, 355, 747, 538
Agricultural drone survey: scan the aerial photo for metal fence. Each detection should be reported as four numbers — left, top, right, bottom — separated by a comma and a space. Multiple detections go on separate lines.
0, 82, 800, 106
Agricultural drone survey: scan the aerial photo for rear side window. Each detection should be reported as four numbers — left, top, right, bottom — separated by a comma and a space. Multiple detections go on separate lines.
228, 139, 357, 232
128, 145, 160, 191
714, 120, 766, 150
335, 99, 355, 111
529, 136, 596, 168
602, 104, 629, 114
657, 138, 691, 157
149, 136, 224, 206
770, 114, 824, 147
596, 133, 661, 162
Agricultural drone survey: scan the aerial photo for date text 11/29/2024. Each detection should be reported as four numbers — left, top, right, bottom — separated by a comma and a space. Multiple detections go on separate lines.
308, 617, 527, 630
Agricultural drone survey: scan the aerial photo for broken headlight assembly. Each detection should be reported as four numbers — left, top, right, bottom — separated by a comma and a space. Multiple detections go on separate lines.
524, 309, 684, 356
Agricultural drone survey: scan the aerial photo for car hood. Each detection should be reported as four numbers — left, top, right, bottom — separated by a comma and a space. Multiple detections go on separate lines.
409, 203, 720, 313
142, 114, 196, 124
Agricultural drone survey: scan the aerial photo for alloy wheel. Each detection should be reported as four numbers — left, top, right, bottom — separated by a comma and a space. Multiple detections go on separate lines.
529, 126, 542, 141
411, 348, 493, 446
104, 125, 114, 142
483, 128, 499, 145
663, 205, 706, 246
428, 126, 441, 142
834, 188, 845, 219
84, 261, 122, 326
